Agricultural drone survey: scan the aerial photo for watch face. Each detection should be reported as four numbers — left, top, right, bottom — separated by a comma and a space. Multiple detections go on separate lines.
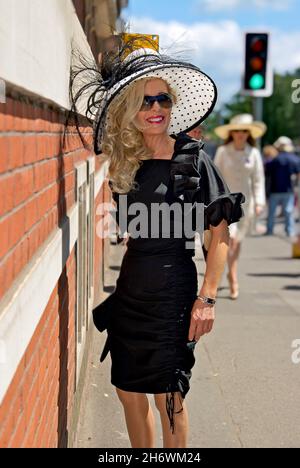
197, 295, 215, 305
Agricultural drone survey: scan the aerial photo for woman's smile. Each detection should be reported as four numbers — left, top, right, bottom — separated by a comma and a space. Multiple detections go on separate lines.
146, 115, 165, 124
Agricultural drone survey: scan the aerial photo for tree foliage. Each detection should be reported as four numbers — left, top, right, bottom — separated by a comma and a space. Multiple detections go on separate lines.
207, 68, 300, 145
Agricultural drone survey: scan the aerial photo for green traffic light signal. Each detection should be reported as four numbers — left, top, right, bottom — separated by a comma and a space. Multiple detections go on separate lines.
244, 33, 270, 94
249, 73, 265, 90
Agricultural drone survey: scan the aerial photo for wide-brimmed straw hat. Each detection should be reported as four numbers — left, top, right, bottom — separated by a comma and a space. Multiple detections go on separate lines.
70, 37, 218, 155
214, 113, 266, 140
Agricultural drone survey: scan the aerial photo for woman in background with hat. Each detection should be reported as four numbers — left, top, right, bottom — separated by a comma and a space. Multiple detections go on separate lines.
70, 38, 245, 448
214, 114, 266, 299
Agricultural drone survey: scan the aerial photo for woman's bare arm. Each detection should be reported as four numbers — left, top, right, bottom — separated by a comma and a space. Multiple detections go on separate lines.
188, 219, 229, 341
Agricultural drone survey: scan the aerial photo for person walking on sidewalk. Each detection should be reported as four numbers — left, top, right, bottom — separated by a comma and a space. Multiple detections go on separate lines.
214, 114, 266, 299
265, 136, 300, 237
70, 37, 244, 448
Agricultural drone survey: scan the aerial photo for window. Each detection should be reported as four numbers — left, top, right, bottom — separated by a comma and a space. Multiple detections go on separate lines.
75, 162, 88, 383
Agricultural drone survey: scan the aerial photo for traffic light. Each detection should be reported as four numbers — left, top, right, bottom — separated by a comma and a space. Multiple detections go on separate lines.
242, 32, 273, 97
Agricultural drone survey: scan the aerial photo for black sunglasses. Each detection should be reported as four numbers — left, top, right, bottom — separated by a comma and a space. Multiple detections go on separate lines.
140, 93, 173, 111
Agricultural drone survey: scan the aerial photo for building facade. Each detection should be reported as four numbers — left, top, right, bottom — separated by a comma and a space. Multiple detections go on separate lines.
0, 0, 127, 448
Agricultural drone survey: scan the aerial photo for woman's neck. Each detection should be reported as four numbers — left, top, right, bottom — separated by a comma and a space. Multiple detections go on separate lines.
143, 134, 175, 157
233, 141, 247, 151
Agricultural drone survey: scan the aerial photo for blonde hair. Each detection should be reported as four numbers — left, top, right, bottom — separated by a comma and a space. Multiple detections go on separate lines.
101, 77, 177, 194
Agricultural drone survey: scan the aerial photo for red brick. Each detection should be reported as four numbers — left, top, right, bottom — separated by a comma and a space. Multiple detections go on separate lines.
50, 159, 59, 183
9, 413, 26, 448
14, 101, 25, 132
25, 104, 36, 132
23, 378, 39, 429
62, 154, 74, 174
28, 224, 39, 259
0, 174, 14, 216
41, 189, 51, 215
8, 207, 25, 251
0, 216, 9, 258
64, 172, 74, 193
48, 186, 58, 210
25, 197, 38, 232
2, 253, 14, 294
8, 136, 23, 170
34, 408, 51, 448
34, 107, 45, 133
22, 407, 39, 448
2, 98, 14, 131
33, 164, 43, 193
38, 218, 46, 245
20, 102, 30, 132
65, 191, 75, 212
37, 352, 48, 391
36, 135, 48, 161
0, 407, 16, 448
0, 356, 26, 425
0, 136, 9, 173
23, 135, 37, 165
29, 405, 47, 448
13, 168, 34, 207
12, 237, 28, 279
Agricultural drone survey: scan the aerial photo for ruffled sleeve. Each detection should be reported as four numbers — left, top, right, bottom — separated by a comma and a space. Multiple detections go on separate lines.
196, 149, 245, 230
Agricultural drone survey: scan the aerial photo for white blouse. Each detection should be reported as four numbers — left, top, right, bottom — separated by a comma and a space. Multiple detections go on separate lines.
214, 142, 266, 241
214, 142, 266, 212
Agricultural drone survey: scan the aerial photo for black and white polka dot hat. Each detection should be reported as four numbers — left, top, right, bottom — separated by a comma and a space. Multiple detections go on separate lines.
79, 45, 217, 154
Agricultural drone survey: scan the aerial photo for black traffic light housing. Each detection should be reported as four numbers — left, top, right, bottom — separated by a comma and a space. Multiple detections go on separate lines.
242, 32, 272, 97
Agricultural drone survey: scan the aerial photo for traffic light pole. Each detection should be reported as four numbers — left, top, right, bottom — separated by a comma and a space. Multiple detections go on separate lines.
253, 96, 263, 150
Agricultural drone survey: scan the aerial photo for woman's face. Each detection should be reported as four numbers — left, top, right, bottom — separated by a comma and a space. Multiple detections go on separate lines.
134, 79, 173, 137
231, 129, 250, 147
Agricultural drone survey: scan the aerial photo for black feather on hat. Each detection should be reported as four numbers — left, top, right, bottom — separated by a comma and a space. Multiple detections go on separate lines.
69, 35, 217, 155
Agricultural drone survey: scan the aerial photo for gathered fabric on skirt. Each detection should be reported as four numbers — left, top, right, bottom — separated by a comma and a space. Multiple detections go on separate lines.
108, 250, 198, 432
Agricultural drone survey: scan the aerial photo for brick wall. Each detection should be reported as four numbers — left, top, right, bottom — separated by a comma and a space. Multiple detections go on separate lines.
0, 92, 108, 447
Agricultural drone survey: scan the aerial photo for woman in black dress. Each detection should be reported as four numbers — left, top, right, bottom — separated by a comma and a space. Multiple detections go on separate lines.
70, 39, 245, 448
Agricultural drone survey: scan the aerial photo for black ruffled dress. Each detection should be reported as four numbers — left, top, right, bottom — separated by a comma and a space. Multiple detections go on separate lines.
96, 133, 245, 433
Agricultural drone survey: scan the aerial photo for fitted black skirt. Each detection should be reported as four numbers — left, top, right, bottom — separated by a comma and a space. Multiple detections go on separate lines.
104, 249, 198, 432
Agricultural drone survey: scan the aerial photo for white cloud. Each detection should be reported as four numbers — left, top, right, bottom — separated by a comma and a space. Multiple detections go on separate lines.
127, 16, 300, 105
200, 0, 293, 12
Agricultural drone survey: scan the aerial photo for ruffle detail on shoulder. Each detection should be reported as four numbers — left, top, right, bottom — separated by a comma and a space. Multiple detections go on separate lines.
204, 192, 245, 230
170, 134, 203, 204
170, 133, 245, 228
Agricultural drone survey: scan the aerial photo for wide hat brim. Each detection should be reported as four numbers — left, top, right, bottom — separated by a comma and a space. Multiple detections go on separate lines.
215, 121, 266, 140
93, 62, 217, 154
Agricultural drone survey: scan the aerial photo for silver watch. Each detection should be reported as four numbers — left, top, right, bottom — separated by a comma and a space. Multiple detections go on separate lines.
196, 294, 216, 306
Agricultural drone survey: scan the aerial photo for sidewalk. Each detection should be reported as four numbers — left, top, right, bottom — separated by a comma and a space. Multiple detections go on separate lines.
74, 229, 300, 448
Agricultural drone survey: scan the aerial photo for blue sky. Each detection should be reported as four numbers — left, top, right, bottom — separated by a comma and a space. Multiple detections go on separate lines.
124, 0, 300, 31
123, 0, 300, 105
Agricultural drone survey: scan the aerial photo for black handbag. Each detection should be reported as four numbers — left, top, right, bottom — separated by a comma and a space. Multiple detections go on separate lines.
92, 292, 116, 362
92, 292, 115, 332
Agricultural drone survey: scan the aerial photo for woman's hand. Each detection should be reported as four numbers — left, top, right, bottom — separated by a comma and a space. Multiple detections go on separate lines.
188, 299, 215, 342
